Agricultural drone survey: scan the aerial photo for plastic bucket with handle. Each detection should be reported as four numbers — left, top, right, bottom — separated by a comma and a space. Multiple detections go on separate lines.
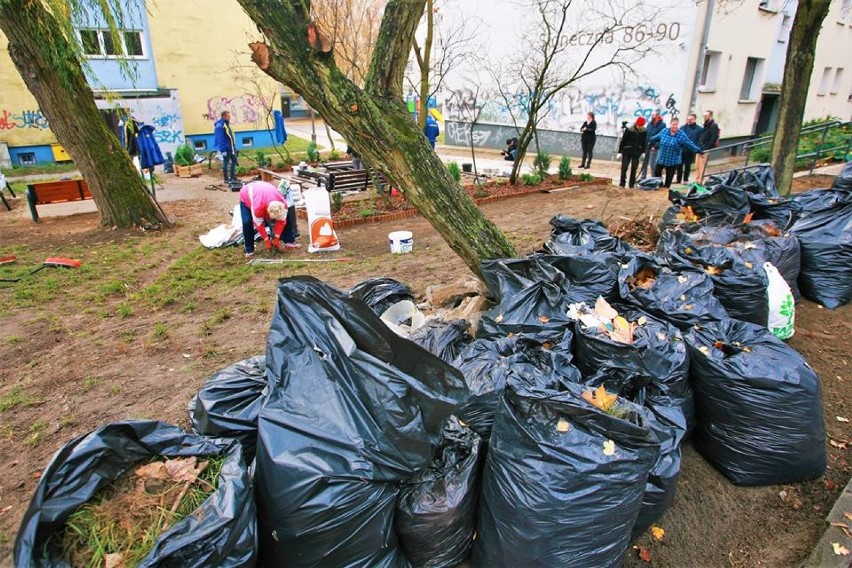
388, 231, 413, 254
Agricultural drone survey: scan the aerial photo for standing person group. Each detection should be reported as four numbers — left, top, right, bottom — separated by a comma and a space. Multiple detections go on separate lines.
579, 112, 597, 169
650, 117, 703, 188
214, 111, 237, 183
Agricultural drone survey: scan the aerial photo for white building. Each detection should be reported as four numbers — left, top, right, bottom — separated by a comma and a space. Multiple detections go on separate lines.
437, 0, 852, 156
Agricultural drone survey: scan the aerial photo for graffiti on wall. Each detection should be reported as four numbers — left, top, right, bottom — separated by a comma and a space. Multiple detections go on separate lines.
206, 94, 273, 125
0, 109, 50, 131
446, 83, 682, 137
149, 108, 183, 144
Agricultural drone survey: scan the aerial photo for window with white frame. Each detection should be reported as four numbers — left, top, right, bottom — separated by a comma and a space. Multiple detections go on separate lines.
817, 67, 833, 95
77, 29, 146, 59
739, 57, 765, 101
699, 50, 721, 91
831, 68, 845, 95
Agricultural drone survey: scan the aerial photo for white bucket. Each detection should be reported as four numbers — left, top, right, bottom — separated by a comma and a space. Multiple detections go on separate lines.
388, 230, 414, 254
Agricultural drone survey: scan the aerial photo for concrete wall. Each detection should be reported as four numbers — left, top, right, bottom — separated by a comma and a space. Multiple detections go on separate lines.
805, 1, 852, 120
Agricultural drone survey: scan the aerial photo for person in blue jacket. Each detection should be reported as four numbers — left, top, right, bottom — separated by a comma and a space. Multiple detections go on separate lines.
649, 117, 703, 188
214, 111, 237, 182
424, 115, 440, 149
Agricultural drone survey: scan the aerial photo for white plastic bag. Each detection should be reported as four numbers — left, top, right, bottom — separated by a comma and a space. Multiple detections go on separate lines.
304, 186, 340, 253
764, 262, 795, 340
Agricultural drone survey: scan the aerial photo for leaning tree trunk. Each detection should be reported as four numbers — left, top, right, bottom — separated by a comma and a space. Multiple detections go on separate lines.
770, 0, 832, 197
240, 0, 515, 278
0, 0, 169, 229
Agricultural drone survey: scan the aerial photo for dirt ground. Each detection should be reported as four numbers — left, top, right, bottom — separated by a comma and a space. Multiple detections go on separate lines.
0, 173, 849, 566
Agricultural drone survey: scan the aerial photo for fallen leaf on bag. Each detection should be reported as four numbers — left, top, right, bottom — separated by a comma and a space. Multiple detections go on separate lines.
744, 242, 757, 250
495, 313, 504, 323
542, 341, 555, 350
744, 261, 754, 269
838, 416, 850, 423
637, 316, 647, 326
627, 267, 657, 290
699, 345, 710, 355
657, 332, 667, 341
742, 212, 754, 224
556, 419, 570, 433
603, 439, 616, 456
582, 386, 619, 412
611, 316, 635, 344
832, 543, 850, 556
651, 526, 665, 541
676, 206, 700, 223
679, 294, 687, 301
683, 304, 693, 311
538, 315, 550, 323
677, 275, 688, 284
684, 246, 693, 254
704, 266, 723, 276
634, 546, 652, 562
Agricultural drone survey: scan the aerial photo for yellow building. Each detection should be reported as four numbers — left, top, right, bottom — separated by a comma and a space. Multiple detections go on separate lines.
0, 0, 308, 167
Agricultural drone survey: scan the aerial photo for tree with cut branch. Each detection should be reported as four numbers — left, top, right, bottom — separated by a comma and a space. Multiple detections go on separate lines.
770, 0, 832, 196
0, 0, 169, 229
237, 0, 516, 277
493, 0, 657, 184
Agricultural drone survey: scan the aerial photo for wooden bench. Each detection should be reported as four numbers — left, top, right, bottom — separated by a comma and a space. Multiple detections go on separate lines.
27, 179, 92, 222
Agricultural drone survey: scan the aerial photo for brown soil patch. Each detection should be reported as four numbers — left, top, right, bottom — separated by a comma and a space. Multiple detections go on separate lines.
0, 175, 849, 567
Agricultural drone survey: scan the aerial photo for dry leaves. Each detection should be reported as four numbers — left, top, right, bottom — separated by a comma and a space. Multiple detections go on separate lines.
832, 542, 850, 556
602, 439, 616, 456
651, 526, 666, 541
538, 315, 550, 323
676, 206, 700, 223
626, 267, 657, 290
704, 265, 724, 276
633, 546, 652, 562
556, 419, 570, 433
837, 416, 850, 423
742, 212, 754, 224
830, 439, 848, 449
582, 386, 619, 413
608, 216, 660, 251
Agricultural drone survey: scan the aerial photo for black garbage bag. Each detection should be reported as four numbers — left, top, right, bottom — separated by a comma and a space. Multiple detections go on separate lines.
395, 417, 481, 568
638, 177, 664, 190
409, 319, 474, 364
349, 277, 414, 315
748, 194, 802, 230
573, 305, 694, 432
658, 230, 769, 325
15, 420, 256, 567
685, 222, 802, 300
257, 277, 468, 567
720, 164, 779, 197
473, 376, 659, 567
617, 253, 729, 329
791, 188, 852, 309
454, 329, 578, 438
545, 215, 633, 256
685, 319, 827, 486
660, 204, 707, 232
188, 355, 267, 461
581, 367, 687, 536
668, 183, 750, 224
832, 160, 852, 191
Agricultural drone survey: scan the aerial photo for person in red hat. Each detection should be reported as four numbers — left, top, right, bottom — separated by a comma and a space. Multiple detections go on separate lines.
617, 116, 648, 188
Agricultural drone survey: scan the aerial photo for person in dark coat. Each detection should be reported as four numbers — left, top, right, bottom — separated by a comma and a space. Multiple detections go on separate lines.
579, 112, 597, 169
618, 116, 647, 189
640, 110, 666, 179
501, 137, 518, 161
695, 110, 720, 181
214, 111, 237, 182
677, 113, 703, 183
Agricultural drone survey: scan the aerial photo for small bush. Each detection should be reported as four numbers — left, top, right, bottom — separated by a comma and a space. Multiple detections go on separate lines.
275, 161, 286, 169
236, 165, 249, 175
254, 150, 270, 168
329, 149, 341, 161
579, 173, 593, 182
174, 143, 194, 166
331, 191, 343, 213
558, 156, 572, 180
447, 162, 462, 182
474, 188, 490, 198
521, 172, 542, 186
533, 152, 552, 177
306, 142, 320, 162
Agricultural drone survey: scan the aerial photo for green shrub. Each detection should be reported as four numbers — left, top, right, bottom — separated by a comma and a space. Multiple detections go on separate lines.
329, 149, 341, 161
447, 161, 462, 182
306, 142, 320, 162
558, 156, 572, 180
748, 117, 851, 169
521, 172, 542, 186
533, 151, 552, 177
331, 191, 343, 213
254, 150, 270, 168
236, 165, 249, 175
174, 143, 194, 166
474, 188, 490, 198
579, 172, 593, 182
275, 161, 286, 169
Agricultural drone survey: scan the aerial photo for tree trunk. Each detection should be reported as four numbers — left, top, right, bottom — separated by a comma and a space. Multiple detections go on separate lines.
242, 1, 516, 278
0, 0, 169, 229
770, 0, 831, 197
510, 112, 538, 184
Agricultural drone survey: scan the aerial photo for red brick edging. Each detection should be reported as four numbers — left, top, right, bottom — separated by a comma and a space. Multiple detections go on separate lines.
297, 179, 610, 228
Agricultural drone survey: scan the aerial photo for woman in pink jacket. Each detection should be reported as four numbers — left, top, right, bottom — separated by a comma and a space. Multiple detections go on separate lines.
239, 181, 297, 259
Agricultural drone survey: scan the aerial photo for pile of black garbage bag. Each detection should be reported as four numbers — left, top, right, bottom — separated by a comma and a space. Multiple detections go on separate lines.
16, 163, 845, 568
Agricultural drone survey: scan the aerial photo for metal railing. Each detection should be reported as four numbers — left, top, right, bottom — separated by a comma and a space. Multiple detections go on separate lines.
699, 119, 851, 183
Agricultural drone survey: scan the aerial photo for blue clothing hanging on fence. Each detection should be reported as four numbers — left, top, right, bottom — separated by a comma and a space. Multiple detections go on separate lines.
274, 110, 288, 144
138, 124, 165, 170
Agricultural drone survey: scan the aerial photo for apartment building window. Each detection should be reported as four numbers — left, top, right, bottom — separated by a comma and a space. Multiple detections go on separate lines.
78, 29, 146, 59
831, 68, 845, 95
241, 137, 254, 147
699, 50, 721, 92
18, 152, 36, 166
817, 67, 833, 95
739, 57, 764, 101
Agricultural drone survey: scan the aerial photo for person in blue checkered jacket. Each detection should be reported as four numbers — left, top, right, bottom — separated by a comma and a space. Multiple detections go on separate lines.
649, 117, 703, 188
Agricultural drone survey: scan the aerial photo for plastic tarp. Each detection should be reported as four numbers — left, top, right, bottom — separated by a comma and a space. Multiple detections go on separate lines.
685, 319, 827, 486
256, 277, 468, 567
573, 305, 694, 433
454, 329, 578, 438
473, 376, 659, 567
658, 230, 769, 325
544, 215, 634, 256
349, 277, 415, 315
188, 356, 267, 461
14, 420, 256, 567
409, 318, 473, 364
791, 188, 852, 309
617, 253, 729, 330
395, 417, 481, 568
